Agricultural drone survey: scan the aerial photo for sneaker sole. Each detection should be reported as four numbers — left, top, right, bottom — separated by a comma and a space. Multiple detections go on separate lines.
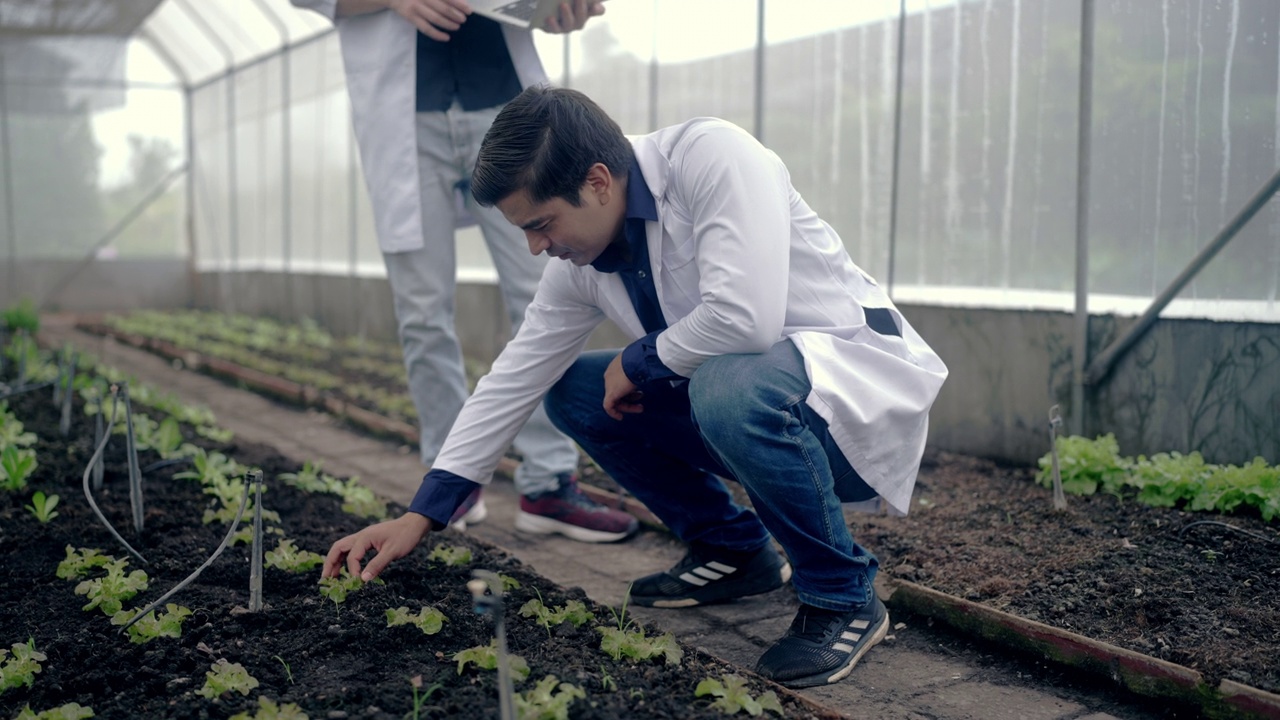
447, 498, 488, 532
638, 562, 794, 608
776, 609, 889, 689
514, 510, 636, 544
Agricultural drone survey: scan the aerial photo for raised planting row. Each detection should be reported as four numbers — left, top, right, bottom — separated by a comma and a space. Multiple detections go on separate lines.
0, 334, 835, 720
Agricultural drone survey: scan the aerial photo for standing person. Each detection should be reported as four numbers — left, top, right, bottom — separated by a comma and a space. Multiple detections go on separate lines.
288, 0, 637, 543
321, 86, 949, 689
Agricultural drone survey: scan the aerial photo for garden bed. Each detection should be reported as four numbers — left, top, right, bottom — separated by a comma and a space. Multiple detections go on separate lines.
68, 311, 1280, 717
0, 365, 834, 719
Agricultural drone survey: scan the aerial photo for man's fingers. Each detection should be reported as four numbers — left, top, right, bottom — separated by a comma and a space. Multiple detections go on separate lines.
322, 536, 353, 578
361, 551, 393, 582
344, 537, 372, 579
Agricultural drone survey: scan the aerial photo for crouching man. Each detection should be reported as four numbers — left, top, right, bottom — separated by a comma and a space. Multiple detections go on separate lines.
322, 85, 948, 688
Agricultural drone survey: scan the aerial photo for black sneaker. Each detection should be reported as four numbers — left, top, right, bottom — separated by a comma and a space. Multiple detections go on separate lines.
630, 543, 792, 608
754, 595, 889, 688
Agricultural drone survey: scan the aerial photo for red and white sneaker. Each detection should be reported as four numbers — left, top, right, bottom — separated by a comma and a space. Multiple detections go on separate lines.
515, 475, 638, 543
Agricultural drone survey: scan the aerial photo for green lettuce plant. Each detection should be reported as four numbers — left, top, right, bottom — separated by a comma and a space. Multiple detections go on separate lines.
264, 538, 324, 573
453, 640, 530, 683
56, 546, 113, 579
519, 597, 595, 635
694, 674, 784, 716
0, 639, 46, 693
74, 559, 149, 616
385, 606, 448, 635
0, 445, 38, 492
26, 491, 60, 523
13, 703, 94, 720
515, 675, 586, 720
228, 696, 308, 720
196, 659, 260, 699
427, 544, 472, 566
318, 569, 381, 614
595, 589, 682, 665
110, 604, 192, 644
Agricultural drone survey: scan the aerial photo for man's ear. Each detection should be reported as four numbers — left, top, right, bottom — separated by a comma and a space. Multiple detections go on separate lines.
583, 163, 614, 204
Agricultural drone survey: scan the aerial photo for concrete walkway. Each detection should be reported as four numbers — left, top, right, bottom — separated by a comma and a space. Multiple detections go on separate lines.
41, 316, 1169, 720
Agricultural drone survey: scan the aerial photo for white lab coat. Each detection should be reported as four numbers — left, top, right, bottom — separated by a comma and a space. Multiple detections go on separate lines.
433, 118, 949, 515
289, 0, 548, 252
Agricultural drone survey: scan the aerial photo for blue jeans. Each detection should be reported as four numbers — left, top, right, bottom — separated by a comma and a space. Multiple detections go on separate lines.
544, 340, 879, 611
381, 102, 578, 494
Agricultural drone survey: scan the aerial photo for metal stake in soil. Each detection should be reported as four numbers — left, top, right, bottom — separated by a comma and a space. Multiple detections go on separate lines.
1047, 405, 1067, 511
58, 353, 76, 437
92, 394, 105, 491
249, 469, 264, 612
121, 382, 144, 535
468, 569, 515, 720
82, 386, 146, 564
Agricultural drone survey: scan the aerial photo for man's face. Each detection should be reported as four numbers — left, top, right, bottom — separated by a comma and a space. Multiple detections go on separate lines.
495, 163, 624, 267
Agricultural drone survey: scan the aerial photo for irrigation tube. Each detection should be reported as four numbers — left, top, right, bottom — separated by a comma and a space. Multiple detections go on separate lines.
82, 388, 147, 565
118, 475, 252, 635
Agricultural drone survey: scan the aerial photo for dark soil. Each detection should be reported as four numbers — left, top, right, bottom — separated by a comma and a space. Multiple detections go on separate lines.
0, 385, 833, 720
590, 451, 1280, 695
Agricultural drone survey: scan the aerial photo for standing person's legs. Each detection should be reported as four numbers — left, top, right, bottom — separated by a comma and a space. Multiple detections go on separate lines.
456, 104, 579, 496
382, 111, 469, 467
687, 339, 888, 688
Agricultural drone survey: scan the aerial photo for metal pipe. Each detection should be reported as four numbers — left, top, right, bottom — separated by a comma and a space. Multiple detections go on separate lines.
0, 50, 17, 305
250, 0, 295, 318
886, 0, 907, 296
1071, 0, 1095, 436
1086, 166, 1280, 386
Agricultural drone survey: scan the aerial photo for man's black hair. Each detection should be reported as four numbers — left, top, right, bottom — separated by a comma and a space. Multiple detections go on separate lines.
472, 85, 634, 208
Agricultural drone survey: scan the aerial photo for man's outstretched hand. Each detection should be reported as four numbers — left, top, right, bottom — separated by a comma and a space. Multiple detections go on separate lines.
323, 512, 434, 581
541, 0, 605, 34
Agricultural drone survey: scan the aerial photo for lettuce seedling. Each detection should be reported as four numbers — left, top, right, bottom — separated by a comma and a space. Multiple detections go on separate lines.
515, 675, 586, 720
0, 639, 46, 693
25, 491, 60, 523
277, 460, 327, 493
264, 538, 323, 573
196, 659, 260, 699
597, 625, 683, 666
228, 696, 308, 720
0, 445, 38, 492
695, 674, 784, 716
386, 605, 448, 635
13, 703, 94, 720
519, 598, 595, 635
56, 546, 113, 579
74, 559, 149, 616
110, 603, 192, 644
452, 640, 530, 683
426, 544, 471, 566
318, 569, 382, 614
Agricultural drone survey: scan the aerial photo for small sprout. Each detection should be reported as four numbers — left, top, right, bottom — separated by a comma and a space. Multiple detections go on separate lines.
196, 659, 260, 699
228, 696, 308, 720
318, 569, 381, 613
599, 665, 616, 692
519, 598, 596, 635
25, 491, 60, 523
13, 703, 95, 720
264, 538, 324, 573
74, 559, 149, 616
695, 674, 784, 716
110, 604, 192, 644
596, 625, 683, 666
0, 445, 38, 492
427, 544, 472, 567
56, 546, 113, 580
385, 606, 448, 635
277, 461, 326, 493
0, 639, 46, 693
515, 675, 585, 720
453, 640, 530, 683
272, 655, 294, 685
406, 675, 441, 720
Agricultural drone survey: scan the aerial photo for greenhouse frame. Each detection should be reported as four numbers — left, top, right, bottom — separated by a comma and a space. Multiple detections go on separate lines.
1, 0, 1278, 466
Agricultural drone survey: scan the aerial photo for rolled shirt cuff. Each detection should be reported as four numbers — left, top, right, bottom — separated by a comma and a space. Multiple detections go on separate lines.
408, 468, 482, 527
621, 330, 680, 385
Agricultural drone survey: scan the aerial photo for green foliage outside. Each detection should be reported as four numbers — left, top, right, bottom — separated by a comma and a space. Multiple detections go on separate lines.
1038, 434, 1280, 521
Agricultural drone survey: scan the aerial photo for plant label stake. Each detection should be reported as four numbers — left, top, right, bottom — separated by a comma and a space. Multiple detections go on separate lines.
1048, 405, 1067, 511
121, 382, 145, 535
468, 569, 515, 720
59, 354, 77, 437
92, 395, 105, 492
249, 469, 264, 612
16, 329, 27, 385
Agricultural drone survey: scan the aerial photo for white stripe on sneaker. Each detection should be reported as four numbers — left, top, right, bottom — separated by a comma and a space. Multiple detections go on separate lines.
679, 573, 710, 586
832, 642, 854, 652
840, 631, 862, 642
850, 619, 870, 630
705, 561, 737, 574
692, 567, 725, 580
